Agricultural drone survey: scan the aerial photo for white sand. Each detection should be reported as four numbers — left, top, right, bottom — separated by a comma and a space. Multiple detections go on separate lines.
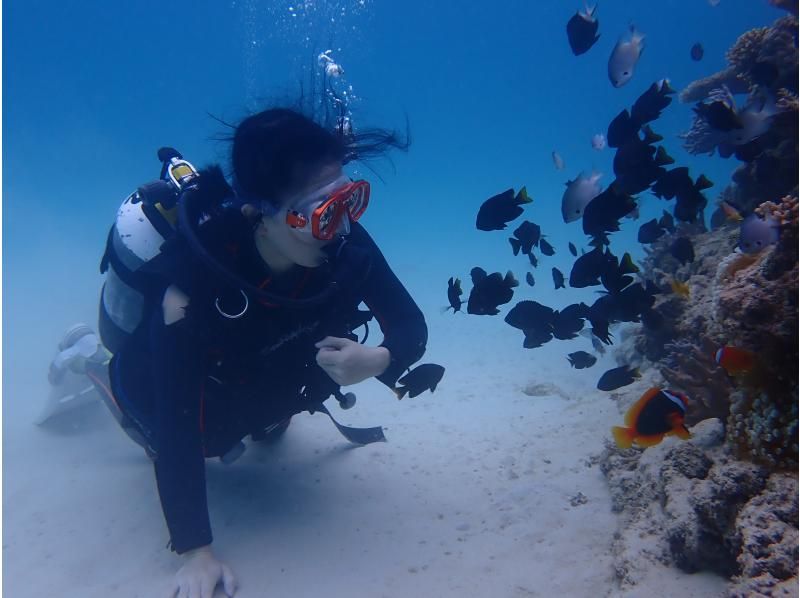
3, 310, 729, 597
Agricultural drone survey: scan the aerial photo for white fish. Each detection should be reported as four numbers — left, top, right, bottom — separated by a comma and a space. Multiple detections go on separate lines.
561, 170, 603, 223
738, 213, 780, 253
725, 96, 776, 146
608, 25, 645, 88
591, 133, 606, 150
552, 151, 565, 170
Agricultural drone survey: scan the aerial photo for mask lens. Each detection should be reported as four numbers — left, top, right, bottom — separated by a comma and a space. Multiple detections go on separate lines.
317, 200, 343, 238
344, 184, 368, 221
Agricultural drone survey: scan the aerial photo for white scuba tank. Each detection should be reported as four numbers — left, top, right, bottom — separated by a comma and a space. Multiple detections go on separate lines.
98, 156, 200, 353
100, 191, 177, 338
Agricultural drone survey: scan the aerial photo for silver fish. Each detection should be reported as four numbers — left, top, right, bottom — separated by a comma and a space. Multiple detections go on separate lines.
738, 213, 780, 253
561, 170, 603, 223
591, 133, 606, 150
608, 25, 645, 88
580, 328, 606, 355
552, 151, 565, 170
723, 95, 776, 147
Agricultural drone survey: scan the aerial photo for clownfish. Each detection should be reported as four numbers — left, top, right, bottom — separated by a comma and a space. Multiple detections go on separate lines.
612, 388, 691, 449
715, 346, 756, 375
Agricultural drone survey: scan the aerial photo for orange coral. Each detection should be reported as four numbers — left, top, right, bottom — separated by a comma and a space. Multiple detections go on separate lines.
755, 194, 799, 228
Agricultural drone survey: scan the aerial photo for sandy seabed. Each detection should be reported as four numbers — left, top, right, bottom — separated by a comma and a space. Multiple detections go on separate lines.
3, 322, 729, 598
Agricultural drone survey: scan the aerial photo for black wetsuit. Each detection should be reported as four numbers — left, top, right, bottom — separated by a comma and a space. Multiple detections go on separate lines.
108, 209, 427, 554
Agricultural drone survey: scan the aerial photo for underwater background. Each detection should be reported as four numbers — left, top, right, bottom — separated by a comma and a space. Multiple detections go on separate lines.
4, 1, 797, 597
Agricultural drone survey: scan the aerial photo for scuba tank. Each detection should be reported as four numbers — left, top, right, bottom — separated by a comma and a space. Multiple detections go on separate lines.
98, 149, 199, 354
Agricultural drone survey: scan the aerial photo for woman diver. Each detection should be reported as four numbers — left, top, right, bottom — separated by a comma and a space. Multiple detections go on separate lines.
97, 107, 428, 598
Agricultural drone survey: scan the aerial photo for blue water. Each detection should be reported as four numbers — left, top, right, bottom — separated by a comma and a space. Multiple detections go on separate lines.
2, 0, 786, 595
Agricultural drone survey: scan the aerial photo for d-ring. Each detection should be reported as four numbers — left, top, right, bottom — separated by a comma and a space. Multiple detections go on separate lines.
215, 289, 249, 319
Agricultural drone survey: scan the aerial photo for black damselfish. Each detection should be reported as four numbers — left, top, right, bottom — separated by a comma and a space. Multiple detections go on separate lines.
394, 364, 445, 399
567, 351, 597, 369
552, 267, 565, 289
597, 365, 641, 391
467, 268, 518, 315
476, 187, 532, 231
510, 220, 541, 256
582, 184, 638, 241
566, 5, 600, 56
670, 237, 695, 265
540, 238, 555, 256
630, 80, 675, 127
446, 277, 463, 313
637, 218, 666, 244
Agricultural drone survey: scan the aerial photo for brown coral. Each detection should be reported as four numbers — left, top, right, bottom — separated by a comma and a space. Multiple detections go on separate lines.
599, 422, 798, 593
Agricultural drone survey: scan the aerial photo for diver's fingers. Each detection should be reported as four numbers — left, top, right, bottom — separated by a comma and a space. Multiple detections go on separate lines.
314, 336, 350, 349
316, 348, 342, 367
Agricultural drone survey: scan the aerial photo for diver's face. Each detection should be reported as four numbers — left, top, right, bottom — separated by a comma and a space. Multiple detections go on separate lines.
256, 162, 344, 271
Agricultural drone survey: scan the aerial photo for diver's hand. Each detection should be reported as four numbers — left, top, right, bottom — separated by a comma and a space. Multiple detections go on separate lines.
170, 545, 236, 598
314, 337, 391, 386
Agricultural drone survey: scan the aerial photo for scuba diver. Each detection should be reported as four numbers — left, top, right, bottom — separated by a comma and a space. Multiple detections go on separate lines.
37, 323, 110, 425
94, 107, 428, 598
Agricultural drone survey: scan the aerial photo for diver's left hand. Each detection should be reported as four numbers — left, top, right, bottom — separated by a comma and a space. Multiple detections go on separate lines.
314, 337, 391, 386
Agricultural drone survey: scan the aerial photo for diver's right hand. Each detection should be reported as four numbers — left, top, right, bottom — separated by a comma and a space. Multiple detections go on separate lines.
169, 545, 237, 598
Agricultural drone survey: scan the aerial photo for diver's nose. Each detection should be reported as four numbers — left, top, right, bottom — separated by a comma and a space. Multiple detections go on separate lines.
335, 214, 351, 236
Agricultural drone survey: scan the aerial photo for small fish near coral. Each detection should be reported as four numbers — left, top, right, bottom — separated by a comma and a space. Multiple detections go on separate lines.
670, 278, 691, 299
738, 213, 780, 253
393, 364, 445, 400
597, 365, 641, 391
715, 346, 757, 376
611, 388, 691, 449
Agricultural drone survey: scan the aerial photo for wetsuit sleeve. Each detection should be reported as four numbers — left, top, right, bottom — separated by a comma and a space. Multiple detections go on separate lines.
350, 222, 428, 387
147, 305, 213, 554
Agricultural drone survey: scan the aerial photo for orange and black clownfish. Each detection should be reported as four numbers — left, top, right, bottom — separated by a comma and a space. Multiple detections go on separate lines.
715, 346, 756, 376
612, 388, 691, 449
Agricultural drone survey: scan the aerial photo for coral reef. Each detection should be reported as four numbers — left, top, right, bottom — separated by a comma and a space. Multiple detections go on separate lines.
768, 0, 798, 16
603, 14, 798, 596
681, 16, 798, 103
631, 224, 740, 424
726, 102, 798, 214
630, 195, 798, 469
711, 196, 798, 469
680, 16, 799, 212
599, 419, 798, 595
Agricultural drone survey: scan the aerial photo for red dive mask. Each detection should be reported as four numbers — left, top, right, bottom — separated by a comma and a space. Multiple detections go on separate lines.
285, 175, 370, 240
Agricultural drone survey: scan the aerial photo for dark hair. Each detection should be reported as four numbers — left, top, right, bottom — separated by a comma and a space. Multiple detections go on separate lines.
229, 107, 409, 208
